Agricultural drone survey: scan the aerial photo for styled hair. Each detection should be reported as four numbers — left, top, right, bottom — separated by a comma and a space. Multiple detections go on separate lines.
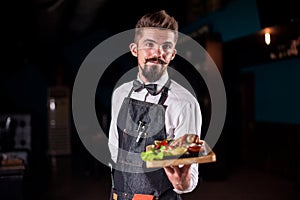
134, 10, 178, 43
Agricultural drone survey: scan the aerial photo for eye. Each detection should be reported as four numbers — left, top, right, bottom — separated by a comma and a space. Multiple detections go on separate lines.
145, 42, 154, 48
162, 44, 172, 51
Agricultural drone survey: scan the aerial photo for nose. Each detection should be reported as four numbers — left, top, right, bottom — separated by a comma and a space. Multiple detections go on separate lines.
152, 45, 163, 57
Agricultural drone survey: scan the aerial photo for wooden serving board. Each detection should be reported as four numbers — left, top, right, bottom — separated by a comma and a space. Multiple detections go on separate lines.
145, 140, 216, 168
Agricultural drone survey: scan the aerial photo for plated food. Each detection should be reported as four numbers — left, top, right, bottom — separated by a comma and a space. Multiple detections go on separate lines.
141, 134, 216, 168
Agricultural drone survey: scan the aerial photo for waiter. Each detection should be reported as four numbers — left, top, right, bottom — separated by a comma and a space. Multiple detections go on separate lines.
108, 10, 202, 200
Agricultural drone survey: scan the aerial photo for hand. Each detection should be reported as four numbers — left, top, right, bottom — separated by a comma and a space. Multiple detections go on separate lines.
164, 164, 191, 191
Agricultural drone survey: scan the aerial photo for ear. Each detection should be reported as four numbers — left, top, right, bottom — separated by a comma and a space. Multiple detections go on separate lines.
129, 43, 138, 57
170, 49, 177, 60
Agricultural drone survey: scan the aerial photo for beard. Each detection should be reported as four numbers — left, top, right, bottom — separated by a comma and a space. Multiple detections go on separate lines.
140, 64, 165, 82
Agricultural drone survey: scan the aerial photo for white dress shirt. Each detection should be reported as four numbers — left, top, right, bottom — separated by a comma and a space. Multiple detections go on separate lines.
108, 71, 202, 194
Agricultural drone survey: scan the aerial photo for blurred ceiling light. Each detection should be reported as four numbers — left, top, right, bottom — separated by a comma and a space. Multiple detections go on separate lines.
265, 32, 271, 45
49, 99, 56, 111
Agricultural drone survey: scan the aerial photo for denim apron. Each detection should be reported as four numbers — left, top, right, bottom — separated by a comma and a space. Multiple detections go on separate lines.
111, 79, 182, 200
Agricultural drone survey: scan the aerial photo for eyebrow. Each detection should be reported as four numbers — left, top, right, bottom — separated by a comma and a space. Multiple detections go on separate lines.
142, 39, 174, 46
142, 39, 156, 44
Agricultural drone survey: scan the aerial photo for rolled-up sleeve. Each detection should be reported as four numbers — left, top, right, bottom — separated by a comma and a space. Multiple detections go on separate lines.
173, 101, 202, 193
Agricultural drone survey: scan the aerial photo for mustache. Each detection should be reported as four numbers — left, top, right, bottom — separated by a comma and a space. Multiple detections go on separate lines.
145, 57, 166, 65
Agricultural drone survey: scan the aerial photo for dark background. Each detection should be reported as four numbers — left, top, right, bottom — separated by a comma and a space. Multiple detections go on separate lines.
1, 0, 300, 199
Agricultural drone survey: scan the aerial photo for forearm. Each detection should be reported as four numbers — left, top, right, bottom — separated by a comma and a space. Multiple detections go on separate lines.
173, 163, 198, 194
172, 173, 191, 191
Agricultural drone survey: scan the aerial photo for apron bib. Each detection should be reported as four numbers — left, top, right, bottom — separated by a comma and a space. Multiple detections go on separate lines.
112, 79, 182, 199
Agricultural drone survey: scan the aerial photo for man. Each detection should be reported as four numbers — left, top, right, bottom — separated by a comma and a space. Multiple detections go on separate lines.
108, 10, 202, 200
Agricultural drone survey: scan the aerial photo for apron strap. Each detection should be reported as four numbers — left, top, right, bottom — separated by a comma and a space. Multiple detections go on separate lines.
158, 79, 171, 105
127, 87, 135, 98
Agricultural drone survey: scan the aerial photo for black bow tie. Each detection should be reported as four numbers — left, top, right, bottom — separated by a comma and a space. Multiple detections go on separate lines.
133, 79, 158, 95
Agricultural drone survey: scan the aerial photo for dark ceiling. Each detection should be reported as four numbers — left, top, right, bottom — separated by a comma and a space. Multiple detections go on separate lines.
4, 0, 299, 73
2, 0, 233, 78
4, 0, 188, 49
3, 0, 189, 72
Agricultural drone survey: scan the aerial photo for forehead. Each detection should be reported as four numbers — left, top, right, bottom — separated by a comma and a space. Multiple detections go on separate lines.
138, 28, 176, 44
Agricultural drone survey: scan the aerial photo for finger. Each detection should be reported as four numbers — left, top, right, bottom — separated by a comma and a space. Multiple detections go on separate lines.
181, 164, 191, 171
172, 166, 181, 174
180, 164, 191, 175
164, 166, 174, 174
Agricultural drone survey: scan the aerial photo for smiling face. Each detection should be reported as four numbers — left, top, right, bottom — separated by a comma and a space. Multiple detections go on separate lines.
129, 28, 177, 83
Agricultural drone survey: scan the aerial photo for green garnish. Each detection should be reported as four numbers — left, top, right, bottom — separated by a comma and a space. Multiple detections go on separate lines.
141, 148, 164, 161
